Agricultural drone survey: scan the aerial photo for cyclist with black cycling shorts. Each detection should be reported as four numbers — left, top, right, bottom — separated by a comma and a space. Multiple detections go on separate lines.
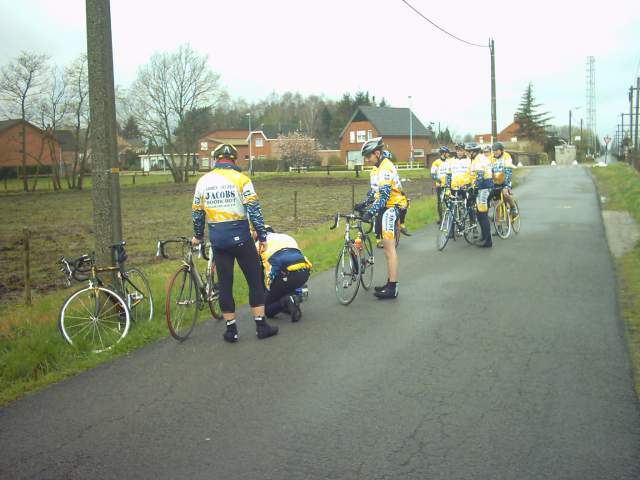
468, 143, 494, 248
192, 143, 278, 343
431, 146, 450, 224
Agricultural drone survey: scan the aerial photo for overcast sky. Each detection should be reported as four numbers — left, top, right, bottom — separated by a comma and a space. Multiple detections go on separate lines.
1, 0, 639, 139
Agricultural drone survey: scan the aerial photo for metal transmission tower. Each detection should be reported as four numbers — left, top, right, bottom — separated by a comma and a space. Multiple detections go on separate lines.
586, 56, 597, 154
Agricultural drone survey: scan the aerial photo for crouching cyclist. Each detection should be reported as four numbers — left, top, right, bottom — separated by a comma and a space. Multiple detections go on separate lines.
192, 143, 278, 343
360, 137, 403, 299
254, 226, 312, 322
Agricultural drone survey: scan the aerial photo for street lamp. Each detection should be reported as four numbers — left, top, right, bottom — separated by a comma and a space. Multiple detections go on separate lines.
568, 106, 581, 146
246, 112, 253, 175
408, 95, 414, 166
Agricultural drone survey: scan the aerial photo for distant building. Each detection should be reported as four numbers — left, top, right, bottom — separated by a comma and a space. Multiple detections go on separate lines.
339, 106, 433, 169
475, 120, 521, 145
197, 129, 275, 170
0, 119, 61, 169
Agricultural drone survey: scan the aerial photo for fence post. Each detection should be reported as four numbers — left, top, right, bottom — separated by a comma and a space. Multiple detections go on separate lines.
4, 177, 7, 190
351, 184, 355, 209
293, 191, 298, 220
23, 227, 31, 306
133, 172, 136, 185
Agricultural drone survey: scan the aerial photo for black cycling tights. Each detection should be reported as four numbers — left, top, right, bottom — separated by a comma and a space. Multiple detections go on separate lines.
214, 241, 265, 313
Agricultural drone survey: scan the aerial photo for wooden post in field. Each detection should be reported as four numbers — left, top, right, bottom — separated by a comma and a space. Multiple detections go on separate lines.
293, 191, 298, 220
133, 172, 136, 185
23, 227, 31, 305
351, 184, 355, 209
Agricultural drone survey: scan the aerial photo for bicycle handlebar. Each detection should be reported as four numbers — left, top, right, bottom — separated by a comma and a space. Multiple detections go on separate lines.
329, 212, 373, 231
157, 237, 210, 261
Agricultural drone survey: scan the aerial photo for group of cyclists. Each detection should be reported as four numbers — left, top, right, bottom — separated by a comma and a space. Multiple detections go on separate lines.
190, 137, 517, 343
430, 141, 517, 247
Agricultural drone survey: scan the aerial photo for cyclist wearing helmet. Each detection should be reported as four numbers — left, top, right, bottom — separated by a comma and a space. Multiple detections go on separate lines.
469, 143, 493, 248
360, 137, 402, 299
354, 157, 382, 246
491, 142, 517, 217
431, 146, 450, 224
445, 143, 472, 201
192, 143, 278, 343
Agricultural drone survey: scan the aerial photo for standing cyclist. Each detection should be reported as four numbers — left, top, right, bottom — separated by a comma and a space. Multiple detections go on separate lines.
192, 143, 278, 343
469, 143, 494, 248
360, 137, 403, 299
431, 146, 450, 224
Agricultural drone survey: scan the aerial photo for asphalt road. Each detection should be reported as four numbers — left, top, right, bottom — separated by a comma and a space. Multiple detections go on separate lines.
1, 166, 639, 480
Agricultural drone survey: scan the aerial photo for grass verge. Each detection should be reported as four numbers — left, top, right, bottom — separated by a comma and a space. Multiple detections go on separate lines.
0, 195, 437, 406
592, 163, 640, 396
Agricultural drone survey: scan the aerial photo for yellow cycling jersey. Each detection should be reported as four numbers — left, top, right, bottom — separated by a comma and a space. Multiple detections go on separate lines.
491, 152, 514, 185
257, 232, 313, 289
377, 158, 407, 208
192, 167, 258, 223
470, 154, 493, 186
447, 156, 472, 190
431, 158, 448, 186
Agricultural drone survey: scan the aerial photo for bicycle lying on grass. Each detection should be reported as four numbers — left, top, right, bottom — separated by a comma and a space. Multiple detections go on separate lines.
57, 242, 153, 353
156, 237, 222, 341
330, 212, 374, 305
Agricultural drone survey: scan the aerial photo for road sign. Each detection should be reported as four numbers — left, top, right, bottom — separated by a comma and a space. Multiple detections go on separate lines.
604, 136, 611, 145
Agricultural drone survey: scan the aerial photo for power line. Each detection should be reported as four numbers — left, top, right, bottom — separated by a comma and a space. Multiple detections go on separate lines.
399, 0, 488, 48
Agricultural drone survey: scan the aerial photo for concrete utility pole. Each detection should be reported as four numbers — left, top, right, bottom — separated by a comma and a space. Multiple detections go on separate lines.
490, 38, 497, 141
635, 77, 639, 152
630, 86, 634, 150
86, 0, 122, 266
408, 95, 414, 164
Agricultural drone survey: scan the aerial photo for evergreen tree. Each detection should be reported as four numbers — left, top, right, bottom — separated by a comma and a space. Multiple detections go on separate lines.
122, 115, 141, 139
515, 83, 552, 142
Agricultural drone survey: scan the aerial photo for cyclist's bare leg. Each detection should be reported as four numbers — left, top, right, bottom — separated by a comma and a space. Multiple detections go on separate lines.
383, 238, 398, 282
503, 188, 515, 210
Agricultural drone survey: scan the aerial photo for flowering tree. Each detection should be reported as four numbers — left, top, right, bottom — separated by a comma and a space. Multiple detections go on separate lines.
273, 132, 318, 172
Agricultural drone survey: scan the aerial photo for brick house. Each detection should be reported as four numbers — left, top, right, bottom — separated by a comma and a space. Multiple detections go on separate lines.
475, 120, 521, 145
339, 106, 433, 169
0, 119, 61, 170
197, 129, 275, 170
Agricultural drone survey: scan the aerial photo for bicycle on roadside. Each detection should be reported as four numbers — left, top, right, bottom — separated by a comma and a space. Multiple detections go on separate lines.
330, 212, 375, 305
57, 242, 153, 353
157, 237, 222, 341
437, 189, 481, 251
492, 187, 521, 239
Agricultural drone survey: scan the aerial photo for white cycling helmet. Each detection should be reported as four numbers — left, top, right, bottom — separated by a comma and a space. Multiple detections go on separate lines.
361, 137, 384, 157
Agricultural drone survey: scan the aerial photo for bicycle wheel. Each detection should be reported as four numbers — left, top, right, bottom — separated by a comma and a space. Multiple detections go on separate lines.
464, 214, 482, 245
123, 267, 154, 323
166, 265, 199, 341
360, 234, 374, 290
334, 243, 362, 305
494, 201, 511, 239
437, 209, 453, 251
511, 199, 521, 234
206, 262, 223, 320
59, 286, 130, 353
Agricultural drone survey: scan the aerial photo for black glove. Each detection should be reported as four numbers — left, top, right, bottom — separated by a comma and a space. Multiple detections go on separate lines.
354, 202, 367, 213
361, 210, 373, 222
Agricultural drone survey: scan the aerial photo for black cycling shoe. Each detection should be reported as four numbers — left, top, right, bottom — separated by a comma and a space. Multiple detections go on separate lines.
477, 240, 493, 248
288, 296, 302, 323
223, 323, 239, 343
374, 284, 398, 299
280, 296, 291, 314
256, 319, 279, 339
374, 280, 390, 292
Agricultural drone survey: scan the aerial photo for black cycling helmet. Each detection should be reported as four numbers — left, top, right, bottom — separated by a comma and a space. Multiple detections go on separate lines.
465, 142, 481, 152
492, 142, 504, 151
213, 143, 238, 161
455, 142, 465, 150
439, 146, 450, 154
361, 137, 384, 157
265, 225, 275, 233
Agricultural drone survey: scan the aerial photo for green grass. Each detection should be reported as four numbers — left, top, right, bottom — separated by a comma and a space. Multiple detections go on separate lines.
0, 176, 436, 406
592, 163, 640, 397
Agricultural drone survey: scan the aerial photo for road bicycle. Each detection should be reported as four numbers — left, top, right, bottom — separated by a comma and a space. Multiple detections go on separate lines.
157, 237, 222, 341
437, 189, 481, 251
330, 212, 374, 305
492, 187, 521, 239
57, 242, 153, 353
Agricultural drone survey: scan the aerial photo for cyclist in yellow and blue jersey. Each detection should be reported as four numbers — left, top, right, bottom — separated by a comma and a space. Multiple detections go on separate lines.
445, 143, 472, 198
253, 226, 312, 323
468, 143, 494, 248
192, 143, 278, 343
431, 146, 450, 224
360, 137, 403, 299
491, 142, 517, 217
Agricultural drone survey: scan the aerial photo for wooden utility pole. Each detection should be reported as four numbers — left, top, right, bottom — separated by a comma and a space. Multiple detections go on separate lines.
490, 38, 497, 141
86, 0, 122, 266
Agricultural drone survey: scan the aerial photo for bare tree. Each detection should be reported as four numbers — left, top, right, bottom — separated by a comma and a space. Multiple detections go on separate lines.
37, 66, 69, 191
273, 132, 319, 172
0, 51, 49, 190
300, 95, 323, 137
66, 54, 91, 189
126, 44, 223, 182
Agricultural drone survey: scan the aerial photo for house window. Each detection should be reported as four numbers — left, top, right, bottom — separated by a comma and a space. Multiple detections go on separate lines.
349, 131, 356, 143
258, 155, 266, 160
255, 137, 264, 147
367, 130, 373, 140
357, 130, 366, 142
414, 149, 425, 158
200, 141, 208, 151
